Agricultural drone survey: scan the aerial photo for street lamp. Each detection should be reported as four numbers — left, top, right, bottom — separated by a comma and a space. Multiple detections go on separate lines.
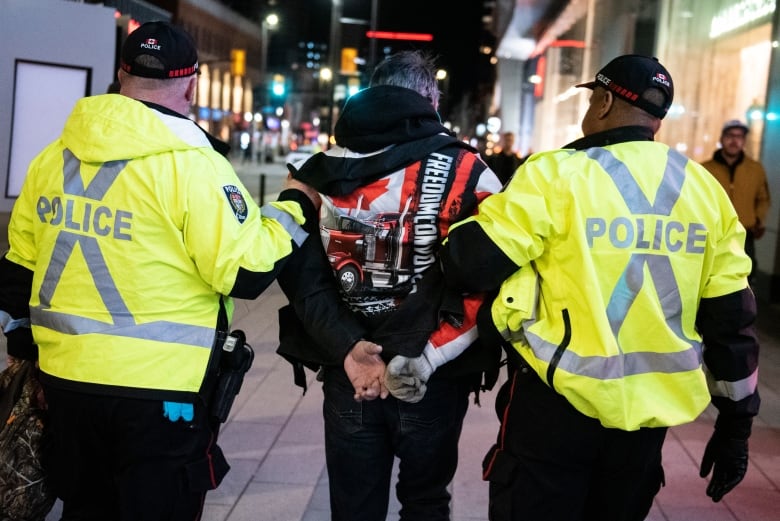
254, 12, 279, 165
325, 0, 342, 145
436, 68, 449, 117
260, 13, 279, 86
319, 67, 333, 144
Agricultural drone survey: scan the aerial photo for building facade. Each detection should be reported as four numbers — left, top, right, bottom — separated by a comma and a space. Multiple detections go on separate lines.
87, 0, 267, 155
493, 0, 780, 301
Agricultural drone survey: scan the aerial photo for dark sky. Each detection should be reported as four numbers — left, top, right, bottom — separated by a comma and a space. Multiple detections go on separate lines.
264, 0, 492, 111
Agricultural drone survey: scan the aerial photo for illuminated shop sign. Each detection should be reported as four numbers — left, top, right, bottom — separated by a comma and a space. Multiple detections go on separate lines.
710, 0, 776, 38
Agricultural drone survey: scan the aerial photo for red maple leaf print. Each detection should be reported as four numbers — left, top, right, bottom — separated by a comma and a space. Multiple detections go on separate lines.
331, 178, 390, 212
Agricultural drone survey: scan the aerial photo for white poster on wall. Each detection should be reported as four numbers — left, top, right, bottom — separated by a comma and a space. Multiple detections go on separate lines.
6, 60, 90, 198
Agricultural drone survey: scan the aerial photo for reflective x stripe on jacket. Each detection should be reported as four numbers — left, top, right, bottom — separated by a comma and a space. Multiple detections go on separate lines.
460, 133, 753, 430
7, 94, 307, 399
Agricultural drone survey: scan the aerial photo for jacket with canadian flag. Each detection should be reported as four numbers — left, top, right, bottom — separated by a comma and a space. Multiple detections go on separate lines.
276, 84, 503, 393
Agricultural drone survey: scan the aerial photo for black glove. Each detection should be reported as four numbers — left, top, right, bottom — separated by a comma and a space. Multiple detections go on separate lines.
699, 415, 751, 502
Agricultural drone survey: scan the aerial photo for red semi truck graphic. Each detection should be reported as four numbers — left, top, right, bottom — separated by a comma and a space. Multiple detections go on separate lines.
320, 212, 414, 295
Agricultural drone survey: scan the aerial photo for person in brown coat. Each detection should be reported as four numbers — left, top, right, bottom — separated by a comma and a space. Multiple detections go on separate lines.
702, 119, 771, 284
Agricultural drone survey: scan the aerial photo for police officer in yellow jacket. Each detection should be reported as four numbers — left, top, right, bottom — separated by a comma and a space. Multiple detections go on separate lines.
441, 55, 760, 520
0, 21, 320, 520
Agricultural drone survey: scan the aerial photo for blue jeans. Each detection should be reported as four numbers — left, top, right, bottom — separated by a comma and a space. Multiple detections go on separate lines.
321, 366, 471, 521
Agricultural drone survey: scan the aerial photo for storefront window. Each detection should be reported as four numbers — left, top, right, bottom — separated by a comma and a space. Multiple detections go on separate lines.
656, 0, 774, 162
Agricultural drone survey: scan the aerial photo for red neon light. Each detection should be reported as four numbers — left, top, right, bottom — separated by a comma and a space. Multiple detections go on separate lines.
550, 40, 585, 48
128, 18, 141, 33
366, 31, 433, 42
114, 10, 141, 34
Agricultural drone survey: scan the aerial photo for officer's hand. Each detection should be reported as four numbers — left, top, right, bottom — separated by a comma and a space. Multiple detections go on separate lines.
286, 174, 321, 210
162, 401, 194, 422
384, 354, 435, 403
699, 428, 749, 502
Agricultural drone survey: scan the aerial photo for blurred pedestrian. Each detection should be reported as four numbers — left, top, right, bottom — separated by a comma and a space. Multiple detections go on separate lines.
276, 50, 503, 520
702, 119, 770, 285
440, 54, 760, 520
0, 20, 319, 520
487, 131, 523, 184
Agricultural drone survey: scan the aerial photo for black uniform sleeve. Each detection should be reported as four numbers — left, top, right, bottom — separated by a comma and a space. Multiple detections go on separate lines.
440, 220, 519, 293
696, 287, 761, 418
229, 189, 314, 299
0, 254, 37, 360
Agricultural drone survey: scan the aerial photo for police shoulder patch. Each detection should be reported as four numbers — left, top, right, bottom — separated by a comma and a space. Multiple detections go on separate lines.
222, 185, 249, 223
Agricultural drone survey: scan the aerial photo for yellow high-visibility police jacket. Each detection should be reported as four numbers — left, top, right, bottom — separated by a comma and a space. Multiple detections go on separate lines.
7, 94, 308, 401
442, 127, 756, 430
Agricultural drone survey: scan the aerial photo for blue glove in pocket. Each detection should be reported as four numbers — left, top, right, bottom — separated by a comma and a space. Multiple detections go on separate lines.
162, 401, 194, 422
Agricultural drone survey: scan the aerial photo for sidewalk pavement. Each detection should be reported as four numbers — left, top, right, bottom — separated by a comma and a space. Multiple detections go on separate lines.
30, 281, 780, 521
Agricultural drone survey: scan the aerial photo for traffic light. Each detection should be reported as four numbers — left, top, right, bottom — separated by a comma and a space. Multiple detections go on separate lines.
271, 74, 286, 98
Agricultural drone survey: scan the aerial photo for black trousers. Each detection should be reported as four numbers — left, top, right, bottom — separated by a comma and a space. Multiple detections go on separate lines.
321, 367, 471, 521
483, 360, 667, 521
42, 386, 229, 521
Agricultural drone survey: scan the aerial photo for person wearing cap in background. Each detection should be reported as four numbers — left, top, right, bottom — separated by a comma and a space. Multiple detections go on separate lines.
702, 119, 770, 285
439, 54, 760, 520
0, 20, 321, 519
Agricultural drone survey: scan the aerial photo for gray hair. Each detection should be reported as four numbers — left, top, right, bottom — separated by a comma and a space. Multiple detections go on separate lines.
369, 50, 440, 107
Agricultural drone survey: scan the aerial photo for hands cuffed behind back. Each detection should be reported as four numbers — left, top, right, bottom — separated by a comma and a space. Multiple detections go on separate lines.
344, 340, 388, 401
384, 353, 435, 403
